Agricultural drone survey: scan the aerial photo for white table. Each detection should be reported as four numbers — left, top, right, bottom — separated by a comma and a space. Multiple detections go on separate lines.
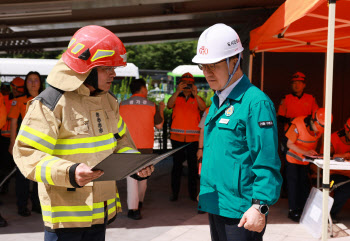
305, 159, 350, 237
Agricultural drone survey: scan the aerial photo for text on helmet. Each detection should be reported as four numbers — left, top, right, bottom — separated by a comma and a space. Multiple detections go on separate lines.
227, 39, 240, 47
199, 46, 208, 55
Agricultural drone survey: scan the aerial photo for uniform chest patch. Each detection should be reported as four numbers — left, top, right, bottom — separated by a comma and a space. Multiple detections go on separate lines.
11, 100, 17, 106
219, 118, 230, 124
90, 110, 108, 135
225, 105, 234, 116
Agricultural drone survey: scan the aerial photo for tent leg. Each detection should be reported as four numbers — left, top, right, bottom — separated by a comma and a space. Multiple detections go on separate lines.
322, 1, 336, 241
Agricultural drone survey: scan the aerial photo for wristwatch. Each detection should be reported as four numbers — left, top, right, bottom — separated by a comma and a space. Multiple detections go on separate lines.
252, 199, 269, 215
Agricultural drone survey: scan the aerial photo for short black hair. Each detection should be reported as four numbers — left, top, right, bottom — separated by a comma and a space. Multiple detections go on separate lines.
130, 78, 146, 94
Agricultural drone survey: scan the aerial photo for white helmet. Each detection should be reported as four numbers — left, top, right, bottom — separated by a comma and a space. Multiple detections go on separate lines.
192, 23, 244, 64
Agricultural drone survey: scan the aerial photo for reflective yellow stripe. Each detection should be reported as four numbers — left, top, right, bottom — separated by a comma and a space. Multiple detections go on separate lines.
117, 147, 139, 154
35, 156, 60, 184
53, 142, 117, 155
56, 133, 114, 145
21, 125, 56, 144
18, 135, 54, 155
45, 158, 60, 185
91, 50, 115, 62
117, 117, 126, 136
41, 197, 119, 224
41, 205, 93, 212
52, 133, 117, 155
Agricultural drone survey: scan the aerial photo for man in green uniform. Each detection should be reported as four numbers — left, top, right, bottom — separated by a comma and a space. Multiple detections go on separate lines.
192, 23, 282, 241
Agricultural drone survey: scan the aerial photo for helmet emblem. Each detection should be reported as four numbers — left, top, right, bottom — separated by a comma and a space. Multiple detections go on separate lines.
120, 53, 127, 62
199, 46, 208, 55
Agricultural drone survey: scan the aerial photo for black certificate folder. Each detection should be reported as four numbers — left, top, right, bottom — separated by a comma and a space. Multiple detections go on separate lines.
92, 143, 190, 181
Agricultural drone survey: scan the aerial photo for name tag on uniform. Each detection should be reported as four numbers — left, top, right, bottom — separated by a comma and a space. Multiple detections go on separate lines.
219, 118, 230, 124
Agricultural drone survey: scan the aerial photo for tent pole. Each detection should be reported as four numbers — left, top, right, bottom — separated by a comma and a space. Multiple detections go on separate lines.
260, 52, 264, 91
322, 1, 336, 240
249, 54, 253, 82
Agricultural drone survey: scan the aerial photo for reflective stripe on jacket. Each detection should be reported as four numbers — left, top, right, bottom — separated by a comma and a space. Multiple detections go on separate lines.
286, 116, 318, 165
13, 81, 137, 230
119, 94, 156, 149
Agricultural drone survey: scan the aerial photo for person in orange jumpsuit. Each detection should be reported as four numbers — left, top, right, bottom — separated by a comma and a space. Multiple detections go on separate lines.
329, 118, 350, 222
8, 72, 44, 217
0, 77, 25, 194
119, 78, 165, 220
167, 72, 206, 201
0, 91, 8, 227
285, 108, 332, 222
277, 72, 319, 199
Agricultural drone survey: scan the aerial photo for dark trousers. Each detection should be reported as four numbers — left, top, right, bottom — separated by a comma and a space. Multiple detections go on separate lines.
208, 213, 266, 241
0, 136, 15, 189
170, 140, 198, 199
44, 205, 108, 241
44, 227, 106, 241
285, 161, 310, 211
330, 174, 350, 217
16, 170, 40, 210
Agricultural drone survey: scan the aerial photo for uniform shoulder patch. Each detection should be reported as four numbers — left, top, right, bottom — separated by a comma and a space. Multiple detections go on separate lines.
11, 100, 17, 106
258, 121, 273, 127
35, 85, 65, 111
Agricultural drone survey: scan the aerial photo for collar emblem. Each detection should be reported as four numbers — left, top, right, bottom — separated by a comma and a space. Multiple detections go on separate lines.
225, 105, 234, 116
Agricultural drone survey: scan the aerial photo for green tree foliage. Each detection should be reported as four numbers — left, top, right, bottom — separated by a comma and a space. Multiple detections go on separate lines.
126, 40, 197, 70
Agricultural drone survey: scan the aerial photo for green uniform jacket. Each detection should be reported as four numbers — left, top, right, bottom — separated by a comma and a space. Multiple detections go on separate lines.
198, 74, 282, 219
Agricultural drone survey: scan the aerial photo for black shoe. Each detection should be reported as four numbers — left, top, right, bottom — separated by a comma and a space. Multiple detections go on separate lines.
169, 194, 178, 202
0, 215, 7, 227
128, 210, 142, 220
18, 208, 31, 217
288, 209, 301, 222
197, 210, 206, 214
32, 206, 42, 214
138, 202, 143, 211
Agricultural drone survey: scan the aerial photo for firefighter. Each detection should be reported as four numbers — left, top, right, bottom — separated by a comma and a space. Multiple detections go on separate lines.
192, 23, 282, 240
329, 118, 350, 222
285, 108, 332, 222
13, 25, 153, 241
119, 78, 165, 220
167, 72, 206, 202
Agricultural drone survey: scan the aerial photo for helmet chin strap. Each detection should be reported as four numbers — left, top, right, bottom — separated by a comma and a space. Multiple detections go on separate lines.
219, 53, 241, 92
84, 68, 103, 93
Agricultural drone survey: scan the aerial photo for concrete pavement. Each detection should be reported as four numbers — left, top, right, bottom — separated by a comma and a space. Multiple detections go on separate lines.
0, 157, 349, 241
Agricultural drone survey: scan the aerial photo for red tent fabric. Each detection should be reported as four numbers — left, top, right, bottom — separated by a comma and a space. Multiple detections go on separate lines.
250, 0, 350, 53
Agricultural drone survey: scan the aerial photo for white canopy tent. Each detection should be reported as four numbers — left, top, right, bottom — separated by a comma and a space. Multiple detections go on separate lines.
0, 58, 139, 83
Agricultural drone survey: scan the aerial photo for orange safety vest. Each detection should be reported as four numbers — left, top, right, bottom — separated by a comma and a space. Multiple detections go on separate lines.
170, 95, 200, 142
1, 94, 14, 137
119, 94, 156, 149
0, 93, 6, 130
286, 116, 320, 165
331, 130, 350, 177
8, 95, 33, 120
278, 93, 318, 131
